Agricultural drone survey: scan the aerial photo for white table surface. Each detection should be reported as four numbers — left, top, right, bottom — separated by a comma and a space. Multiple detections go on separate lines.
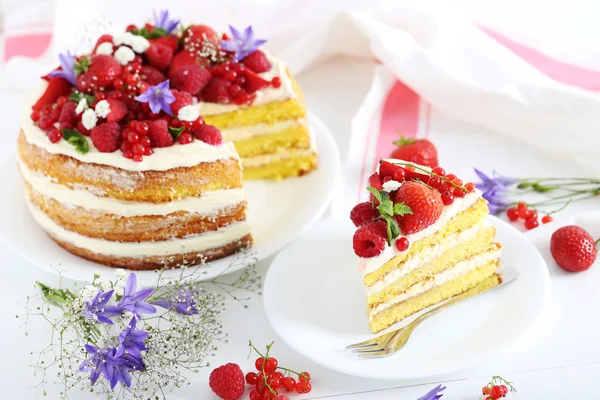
1, 53, 600, 399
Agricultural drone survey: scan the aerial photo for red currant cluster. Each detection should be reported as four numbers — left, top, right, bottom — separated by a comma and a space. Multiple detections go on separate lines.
111, 59, 150, 99
506, 202, 553, 230
119, 120, 153, 161
246, 341, 312, 400
31, 95, 72, 143
209, 61, 281, 106
481, 376, 515, 399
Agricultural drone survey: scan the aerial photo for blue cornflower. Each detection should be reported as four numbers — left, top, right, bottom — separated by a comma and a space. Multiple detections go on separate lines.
221, 25, 267, 62
81, 289, 121, 325
474, 168, 517, 214
48, 51, 77, 85
152, 288, 199, 315
153, 9, 180, 34
118, 274, 156, 319
118, 318, 149, 358
134, 80, 175, 115
417, 384, 446, 400
79, 345, 145, 389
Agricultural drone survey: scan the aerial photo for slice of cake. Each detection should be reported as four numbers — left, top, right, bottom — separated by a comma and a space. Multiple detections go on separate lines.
17, 12, 256, 270
350, 159, 503, 333
171, 24, 317, 180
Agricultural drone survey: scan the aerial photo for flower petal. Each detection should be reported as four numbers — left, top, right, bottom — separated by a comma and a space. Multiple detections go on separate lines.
132, 287, 154, 302
134, 301, 157, 314
124, 274, 137, 297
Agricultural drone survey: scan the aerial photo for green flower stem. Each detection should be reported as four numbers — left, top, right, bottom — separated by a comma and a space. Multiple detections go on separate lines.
392, 161, 466, 192
595, 238, 600, 246
276, 366, 309, 380
249, 341, 278, 395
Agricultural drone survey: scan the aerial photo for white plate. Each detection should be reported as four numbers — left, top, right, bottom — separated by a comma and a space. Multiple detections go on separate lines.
0, 112, 340, 285
263, 216, 550, 380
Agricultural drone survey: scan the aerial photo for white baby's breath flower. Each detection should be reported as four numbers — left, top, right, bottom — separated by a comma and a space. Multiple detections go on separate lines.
80, 285, 96, 301
94, 100, 111, 118
131, 35, 151, 53
113, 32, 135, 46
115, 286, 124, 297
115, 268, 127, 281
95, 42, 114, 55
100, 281, 111, 291
75, 98, 88, 114
178, 105, 199, 122
93, 270, 101, 279
383, 180, 403, 192
114, 46, 135, 66
81, 108, 98, 130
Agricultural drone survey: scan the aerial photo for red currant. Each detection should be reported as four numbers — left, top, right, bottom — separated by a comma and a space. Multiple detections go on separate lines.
431, 167, 445, 176
393, 168, 406, 182
246, 372, 258, 385
482, 386, 491, 395
295, 381, 311, 394
178, 133, 193, 144
452, 178, 463, 187
500, 385, 508, 396
453, 187, 466, 198
429, 176, 441, 188
445, 173, 457, 181
229, 84, 242, 98
395, 237, 409, 252
46, 128, 63, 143
132, 154, 143, 162
271, 77, 282, 88
464, 182, 476, 192
525, 216, 539, 230
143, 147, 153, 156
126, 24, 137, 32
133, 144, 145, 155
224, 69, 237, 82
518, 207, 532, 219
272, 372, 284, 381
264, 358, 278, 373
281, 377, 295, 391
139, 136, 151, 147
541, 215, 553, 224
123, 150, 134, 159
255, 357, 265, 371
530, 211, 538, 220
298, 372, 311, 382
250, 390, 261, 400
31, 111, 40, 121
267, 375, 281, 389
95, 92, 106, 100
441, 191, 454, 205
37, 115, 54, 130
506, 208, 519, 221
56, 96, 68, 107
114, 78, 125, 90
135, 122, 149, 135
490, 385, 503, 399
517, 202, 527, 210
127, 132, 139, 144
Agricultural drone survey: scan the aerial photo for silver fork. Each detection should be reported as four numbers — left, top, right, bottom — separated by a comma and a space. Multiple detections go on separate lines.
346, 268, 519, 358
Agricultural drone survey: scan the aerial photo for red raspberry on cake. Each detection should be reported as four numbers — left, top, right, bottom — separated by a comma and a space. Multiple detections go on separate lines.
145, 43, 174, 71
353, 221, 388, 258
151, 34, 179, 53
242, 50, 272, 73
170, 90, 194, 115
91, 122, 122, 153
172, 64, 211, 95
209, 363, 245, 400
395, 181, 443, 234
202, 78, 231, 103
390, 137, 438, 168
58, 101, 78, 126
140, 65, 166, 85
105, 99, 127, 123
350, 202, 379, 227
148, 119, 174, 148
194, 124, 223, 146
550, 225, 598, 272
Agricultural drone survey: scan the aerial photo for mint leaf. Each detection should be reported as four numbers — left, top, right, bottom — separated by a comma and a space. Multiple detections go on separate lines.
367, 187, 382, 202
393, 203, 412, 216
367, 187, 392, 204
69, 92, 94, 104
74, 56, 91, 75
168, 126, 185, 140
147, 28, 169, 39
62, 129, 89, 154
377, 200, 394, 217
382, 215, 401, 246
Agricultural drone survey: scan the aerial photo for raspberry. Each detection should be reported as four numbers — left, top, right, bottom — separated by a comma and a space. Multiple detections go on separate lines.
350, 202, 379, 227
90, 122, 121, 152
172, 64, 211, 95
243, 69, 270, 93
201, 78, 231, 103
87, 54, 122, 90
58, 101, 78, 125
168, 50, 198, 80
140, 65, 166, 85
151, 34, 179, 53
395, 181, 443, 234
353, 221, 387, 258
145, 43, 174, 70
105, 99, 128, 123
194, 124, 223, 146
148, 119, 174, 148
170, 90, 194, 115
550, 225, 598, 272
242, 50, 272, 73
209, 363, 245, 400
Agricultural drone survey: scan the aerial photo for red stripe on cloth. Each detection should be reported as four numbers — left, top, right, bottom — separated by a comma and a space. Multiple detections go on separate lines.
4, 33, 52, 62
480, 26, 600, 91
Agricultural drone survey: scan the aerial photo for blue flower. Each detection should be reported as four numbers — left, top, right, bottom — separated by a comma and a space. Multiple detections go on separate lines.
221, 25, 267, 62
118, 274, 156, 319
153, 288, 199, 315
417, 384, 446, 400
134, 80, 175, 115
153, 9, 180, 34
118, 318, 149, 358
474, 168, 517, 214
81, 289, 121, 325
48, 51, 77, 85
79, 345, 145, 389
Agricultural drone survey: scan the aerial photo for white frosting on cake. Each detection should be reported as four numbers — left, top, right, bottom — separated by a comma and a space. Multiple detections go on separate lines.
221, 119, 306, 142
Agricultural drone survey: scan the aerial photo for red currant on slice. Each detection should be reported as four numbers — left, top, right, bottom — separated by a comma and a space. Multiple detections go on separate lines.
525, 216, 539, 230
500, 385, 508, 395
452, 178, 463, 187
250, 390, 261, 400
445, 173, 457, 181
453, 187, 466, 198
395, 237, 409, 252
490, 385, 503, 399
431, 167, 445, 177
298, 372, 311, 382
127, 132, 139, 144
506, 207, 519, 221
139, 136, 151, 147
143, 147, 153, 156
482, 386, 491, 395
464, 182, 476, 192
542, 215, 553, 224
123, 150, 134, 159
271, 77, 282, 88
255, 357, 265, 371
178, 132, 193, 144
264, 358, 278, 373
246, 372, 258, 385
135, 122, 149, 135
132, 154, 143, 162
441, 191, 454, 205
393, 168, 406, 182
282, 377, 296, 391
295, 381, 312, 394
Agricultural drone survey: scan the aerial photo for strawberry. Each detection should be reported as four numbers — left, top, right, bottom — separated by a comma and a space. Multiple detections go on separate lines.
76, 73, 94, 93
209, 363, 244, 400
394, 181, 443, 234
148, 119, 174, 147
168, 50, 211, 81
93, 34, 113, 53
91, 122, 121, 152
169, 90, 194, 115
241, 50, 272, 73
140, 65, 166, 85
182, 25, 219, 52
105, 99, 127, 123
550, 226, 598, 272
378, 160, 403, 179
151, 34, 179, 53
194, 124, 223, 146
201, 78, 231, 103
32, 78, 72, 112
58, 101, 78, 125
390, 137, 438, 168
243, 69, 270, 93
87, 54, 122, 90
172, 64, 211, 95
146, 43, 174, 71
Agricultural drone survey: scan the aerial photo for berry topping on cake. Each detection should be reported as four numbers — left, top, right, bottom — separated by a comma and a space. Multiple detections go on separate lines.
394, 181, 443, 234
183, 25, 219, 52
145, 43, 174, 70
201, 77, 232, 103
209, 363, 245, 400
91, 122, 121, 153
32, 78, 72, 112
105, 98, 127, 123
139, 65, 166, 85
350, 202, 379, 227
169, 90, 194, 115
550, 226, 598, 272
58, 101, 78, 125
148, 119, 174, 148
353, 221, 388, 258
194, 124, 223, 146
390, 137, 438, 168
172, 64, 211, 95
86, 54, 123, 90
242, 50, 272, 73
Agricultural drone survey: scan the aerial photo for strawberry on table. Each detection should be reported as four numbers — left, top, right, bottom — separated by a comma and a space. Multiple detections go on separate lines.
390, 136, 438, 168
550, 225, 598, 272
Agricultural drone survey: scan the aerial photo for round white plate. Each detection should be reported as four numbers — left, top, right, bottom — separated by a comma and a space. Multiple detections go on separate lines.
0, 112, 340, 285
263, 216, 550, 380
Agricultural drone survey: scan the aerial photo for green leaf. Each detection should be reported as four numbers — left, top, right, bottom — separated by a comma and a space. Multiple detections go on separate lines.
62, 129, 89, 154
366, 187, 382, 202
392, 133, 415, 147
377, 200, 394, 217
147, 28, 169, 39
168, 126, 185, 140
74, 56, 91, 75
393, 202, 412, 216
69, 92, 94, 104
382, 215, 401, 246
379, 190, 391, 203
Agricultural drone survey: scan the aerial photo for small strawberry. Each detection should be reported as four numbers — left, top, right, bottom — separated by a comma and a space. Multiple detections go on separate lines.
390, 136, 438, 168
194, 124, 223, 146
32, 77, 72, 112
151, 34, 179, 53
243, 69, 270, 93
209, 363, 245, 400
87, 54, 122, 90
90, 122, 121, 152
105, 99, 127, 123
201, 78, 231, 103
182, 25, 219, 52
140, 65, 166, 85
353, 221, 387, 258
148, 119, 174, 148
172, 64, 211, 95
93, 34, 113, 53
58, 101, 78, 125
241, 50, 272, 73
145, 43, 174, 71
350, 202, 379, 227
170, 90, 194, 115
394, 181, 443, 234
550, 226, 598, 272
378, 160, 402, 179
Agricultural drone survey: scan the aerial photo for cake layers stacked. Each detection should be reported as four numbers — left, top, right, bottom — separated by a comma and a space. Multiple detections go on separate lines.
353, 160, 502, 333
201, 54, 317, 181
18, 89, 252, 270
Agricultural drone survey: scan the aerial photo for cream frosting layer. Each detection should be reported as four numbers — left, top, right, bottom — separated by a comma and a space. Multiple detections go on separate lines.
19, 160, 245, 217
365, 219, 489, 296
26, 199, 251, 257
21, 84, 240, 172
196, 53, 296, 116
369, 249, 501, 318
221, 119, 306, 142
